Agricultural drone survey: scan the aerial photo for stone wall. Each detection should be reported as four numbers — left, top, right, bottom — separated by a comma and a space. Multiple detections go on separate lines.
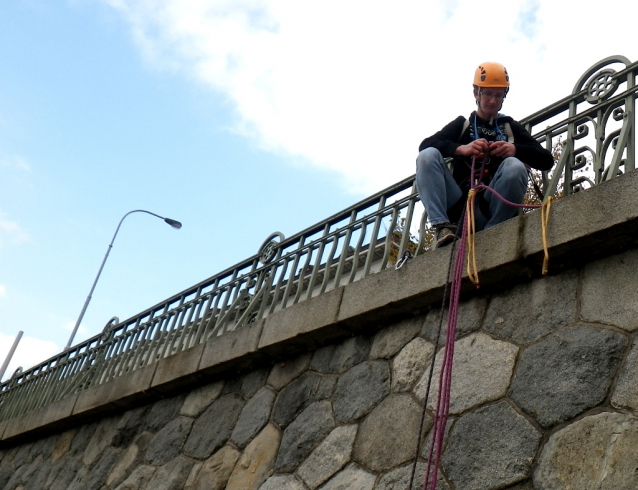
2, 171, 638, 490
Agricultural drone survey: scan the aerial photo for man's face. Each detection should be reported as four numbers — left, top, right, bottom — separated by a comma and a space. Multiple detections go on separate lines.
476, 88, 506, 117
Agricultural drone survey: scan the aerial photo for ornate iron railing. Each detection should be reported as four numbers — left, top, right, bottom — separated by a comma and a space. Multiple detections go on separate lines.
1, 55, 636, 423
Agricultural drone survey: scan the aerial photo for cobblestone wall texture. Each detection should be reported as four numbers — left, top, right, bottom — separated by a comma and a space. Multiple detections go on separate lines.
2, 247, 638, 490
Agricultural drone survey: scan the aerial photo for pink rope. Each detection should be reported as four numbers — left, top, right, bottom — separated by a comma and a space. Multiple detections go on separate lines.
474, 184, 542, 209
422, 160, 543, 488
423, 157, 474, 488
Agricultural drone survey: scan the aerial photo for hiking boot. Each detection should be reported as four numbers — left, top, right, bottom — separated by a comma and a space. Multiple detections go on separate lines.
435, 223, 457, 248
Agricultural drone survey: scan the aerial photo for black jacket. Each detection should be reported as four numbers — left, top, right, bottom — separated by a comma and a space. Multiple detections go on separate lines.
418, 112, 554, 190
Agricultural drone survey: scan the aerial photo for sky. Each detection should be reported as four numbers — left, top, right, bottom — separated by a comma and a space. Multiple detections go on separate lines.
1, 0, 638, 381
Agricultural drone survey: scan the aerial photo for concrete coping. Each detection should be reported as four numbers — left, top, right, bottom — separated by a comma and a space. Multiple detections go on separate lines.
3, 169, 638, 445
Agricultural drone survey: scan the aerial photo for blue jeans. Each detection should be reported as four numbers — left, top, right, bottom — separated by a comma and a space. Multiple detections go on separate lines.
415, 147, 528, 231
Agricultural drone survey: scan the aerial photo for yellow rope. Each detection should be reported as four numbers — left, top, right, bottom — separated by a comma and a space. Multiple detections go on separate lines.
465, 189, 480, 286
541, 197, 553, 275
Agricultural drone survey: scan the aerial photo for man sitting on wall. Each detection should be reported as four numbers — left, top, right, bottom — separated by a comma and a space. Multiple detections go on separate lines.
415, 62, 554, 248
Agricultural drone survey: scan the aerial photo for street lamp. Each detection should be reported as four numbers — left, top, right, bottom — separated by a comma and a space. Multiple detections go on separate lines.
65, 209, 182, 350
0, 331, 23, 382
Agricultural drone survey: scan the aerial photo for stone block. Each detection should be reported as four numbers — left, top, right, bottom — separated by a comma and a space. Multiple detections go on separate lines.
230, 387, 276, 448
112, 405, 151, 447
510, 325, 627, 427
226, 423, 281, 490
52, 429, 76, 462
297, 424, 357, 489
199, 320, 266, 376
184, 445, 240, 490
535, 412, 638, 489
581, 248, 638, 331
107, 432, 152, 489
310, 336, 371, 374
370, 316, 423, 359
46, 454, 83, 490
21, 454, 52, 490
442, 402, 541, 490
70, 422, 97, 455
421, 296, 487, 342
82, 415, 119, 468
72, 362, 157, 417
318, 463, 376, 490
392, 337, 434, 393
258, 475, 306, 490
145, 394, 185, 433
266, 352, 311, 390
275, 400, 335, 472
145, 456, 193, 490
483, 270, 578, 344
333, 360, 390, 423
258, 287, 348, 356
151, 343, 205, 393
107, 444, 140, 489
354, 394, 422, 472
80, 446, 121, 489
113, 465, 156, 490
272, 373, 327, 427
0, 463, 14, 490
414, 333, 518, 414
146, 416, 194, 465
182, 393, 245, 460
376, 463, 450, 490
240, 367, 269, 398
222, 375, 244, 395
180, 380, 223, 417
612, 338, 638, 413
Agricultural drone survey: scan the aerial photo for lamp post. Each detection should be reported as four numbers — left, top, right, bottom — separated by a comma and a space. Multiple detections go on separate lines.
0, 331, 23, 382
65, 210, 182, 350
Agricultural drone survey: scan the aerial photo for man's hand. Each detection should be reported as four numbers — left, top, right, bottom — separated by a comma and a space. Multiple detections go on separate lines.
488, 141, 516, 158
453, 139, 489, 157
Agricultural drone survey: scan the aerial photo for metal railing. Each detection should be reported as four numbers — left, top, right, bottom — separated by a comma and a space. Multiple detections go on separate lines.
1, 55, 636, 423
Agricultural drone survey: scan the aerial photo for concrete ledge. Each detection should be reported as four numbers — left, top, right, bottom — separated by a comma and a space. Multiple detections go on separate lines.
521, 170, 638, 268
199, 320, 266, 376
4, 170, 638, 445
1, 393, 78, 443
258, 287, 348, 357
72, 362, 157, 417
151, 342, 206, 394
337, 251, 449, 331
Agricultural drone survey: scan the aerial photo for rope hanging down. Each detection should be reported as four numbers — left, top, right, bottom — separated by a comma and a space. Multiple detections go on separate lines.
415, 156, 553, 490
465, 183, 553, 286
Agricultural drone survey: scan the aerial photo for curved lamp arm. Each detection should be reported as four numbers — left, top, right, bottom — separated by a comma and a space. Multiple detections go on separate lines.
65, 210, 182, 350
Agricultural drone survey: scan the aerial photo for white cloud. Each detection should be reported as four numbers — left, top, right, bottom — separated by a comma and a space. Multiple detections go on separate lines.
0, 285, 6, 297
105, 0, 638, 195
0, 211, 29, 247
0, 333, 58, 383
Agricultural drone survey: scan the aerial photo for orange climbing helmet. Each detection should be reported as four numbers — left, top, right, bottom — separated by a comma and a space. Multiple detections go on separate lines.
474, 62, 510, 92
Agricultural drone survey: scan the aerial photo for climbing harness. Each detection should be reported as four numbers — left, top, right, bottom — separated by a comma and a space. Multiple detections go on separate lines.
407, 153, 553, 490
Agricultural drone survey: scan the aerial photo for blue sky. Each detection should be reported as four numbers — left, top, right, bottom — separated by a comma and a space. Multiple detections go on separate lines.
2, 0, 637, 380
